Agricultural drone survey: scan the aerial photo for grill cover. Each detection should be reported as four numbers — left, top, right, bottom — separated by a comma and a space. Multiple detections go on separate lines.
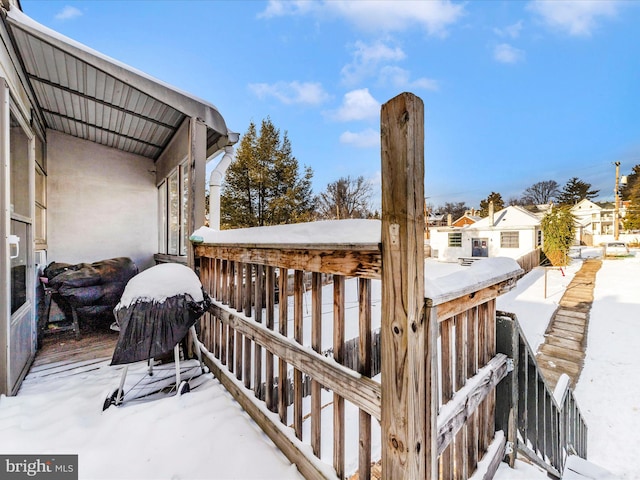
110, 292, 208, 365
110, 263, 210, 366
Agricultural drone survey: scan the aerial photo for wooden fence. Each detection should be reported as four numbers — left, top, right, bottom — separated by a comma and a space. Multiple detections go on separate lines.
516, 247, 542, 275
495, 311, 587, 478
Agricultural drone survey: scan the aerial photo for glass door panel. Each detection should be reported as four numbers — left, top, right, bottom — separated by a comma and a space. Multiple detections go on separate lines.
10, 113, 29, 217
6, 109, 34, 395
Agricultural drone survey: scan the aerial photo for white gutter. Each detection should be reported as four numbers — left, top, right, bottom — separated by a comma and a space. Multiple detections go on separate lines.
209, 146, 235, 230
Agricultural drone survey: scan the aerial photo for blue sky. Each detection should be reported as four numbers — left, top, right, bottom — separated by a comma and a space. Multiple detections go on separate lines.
22, 0, 640, 210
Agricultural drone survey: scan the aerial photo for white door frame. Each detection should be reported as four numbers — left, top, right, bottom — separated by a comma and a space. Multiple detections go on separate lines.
0, 78, 37, 395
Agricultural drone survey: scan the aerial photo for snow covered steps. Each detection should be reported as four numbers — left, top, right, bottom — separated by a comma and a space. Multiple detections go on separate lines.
536, 259, 602, 389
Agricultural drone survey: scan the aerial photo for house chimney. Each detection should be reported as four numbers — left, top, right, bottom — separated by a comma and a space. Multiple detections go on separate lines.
447, 213, 452, 226
489, 201, 494, 226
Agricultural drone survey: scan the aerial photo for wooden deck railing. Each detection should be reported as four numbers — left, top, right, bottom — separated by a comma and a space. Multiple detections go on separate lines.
495, 311, 587, 478
190, 93, 586, 478
427, 267, 521, 479
193, 242, 524, 479
195, 242, 382, 479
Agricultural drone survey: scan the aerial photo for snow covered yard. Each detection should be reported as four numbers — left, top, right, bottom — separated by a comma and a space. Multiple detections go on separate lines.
495, 249, 640, 479
574, 252, 640, 478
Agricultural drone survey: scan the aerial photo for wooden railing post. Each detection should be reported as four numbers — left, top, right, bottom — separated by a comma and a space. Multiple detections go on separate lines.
381, 92, 433, 477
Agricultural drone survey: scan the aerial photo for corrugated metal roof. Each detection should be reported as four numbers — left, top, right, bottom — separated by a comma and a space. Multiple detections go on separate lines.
4, 7, 236, 160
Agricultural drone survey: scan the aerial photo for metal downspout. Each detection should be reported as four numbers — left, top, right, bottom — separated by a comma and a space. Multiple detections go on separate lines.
209, 146, 235, 230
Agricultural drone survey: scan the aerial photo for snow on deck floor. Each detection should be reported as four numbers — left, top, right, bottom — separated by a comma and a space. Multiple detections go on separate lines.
0, 360, 303, 479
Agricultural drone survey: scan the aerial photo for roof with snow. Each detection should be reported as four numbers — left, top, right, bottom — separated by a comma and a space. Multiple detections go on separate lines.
571, 199, 602, 213
471, 205, 541, 229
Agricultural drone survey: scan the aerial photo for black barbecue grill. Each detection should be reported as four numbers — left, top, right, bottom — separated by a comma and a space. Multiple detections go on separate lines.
103, 263, 211, 410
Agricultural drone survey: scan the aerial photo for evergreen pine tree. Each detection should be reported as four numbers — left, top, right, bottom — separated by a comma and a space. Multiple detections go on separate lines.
620, 164, 640, 201
557, 177, 599, 205
541, 205, 575, 266
623, 179, 640, 231
220, 118, 315, 228
478, 192, 504, 217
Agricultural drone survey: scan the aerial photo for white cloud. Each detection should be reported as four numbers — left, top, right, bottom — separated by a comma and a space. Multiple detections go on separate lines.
339, 129, 380, 148
258, 0, 317, 19
260, 0, 465, 36
379, 66, 439, 91
527, 0, 619, 36
54, 6, 83, 21
494, 20, 523, 38
331, 89, 380, 122
494, 43, 525, 64
341, 40, 406, 85
328, 0, 464, 36
248, 81, 330, 105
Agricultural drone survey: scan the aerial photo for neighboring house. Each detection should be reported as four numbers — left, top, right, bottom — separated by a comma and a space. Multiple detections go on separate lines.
452, 212, 481, 227
429, 205, 542, 262
1, 3, 238, 395
427, 211, 445, 227
570, 198, 628, 245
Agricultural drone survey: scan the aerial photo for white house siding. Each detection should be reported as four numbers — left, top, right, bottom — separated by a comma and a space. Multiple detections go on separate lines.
154, 119, 189, 183
47, 130, 157, 270
429, 206, 541, 263
431, 227, 537, 262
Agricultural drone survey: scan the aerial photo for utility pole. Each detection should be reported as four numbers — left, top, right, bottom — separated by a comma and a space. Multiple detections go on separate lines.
614, 161, 621, 240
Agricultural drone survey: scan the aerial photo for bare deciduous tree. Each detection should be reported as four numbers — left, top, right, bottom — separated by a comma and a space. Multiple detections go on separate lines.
521, 180, 560, 205
315, 176, 376, 219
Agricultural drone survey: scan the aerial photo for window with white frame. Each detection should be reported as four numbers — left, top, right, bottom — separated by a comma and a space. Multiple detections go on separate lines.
500, 231, 519, 248
448, 232, 462, 247
34, 135, 46, 248
158, 161, 189, 256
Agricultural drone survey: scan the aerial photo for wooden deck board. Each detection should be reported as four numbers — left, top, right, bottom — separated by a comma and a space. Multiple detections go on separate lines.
546, 327, 585, 343
544, 336, 583, 351
33, 321, 118, 368
538, 344, 584, 363
553, 313, 587, 326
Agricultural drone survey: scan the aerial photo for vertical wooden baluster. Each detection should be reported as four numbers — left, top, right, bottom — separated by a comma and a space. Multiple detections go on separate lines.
244, 263, 253, 389
311, 272, 322, 457
254, 264, 264, 400
293, 270, 304, 440
333, 274, 345, 479
278, 268, 288, 424
265, 266, 275, 412
234, 262, 243, 380
358, 278, 372, 480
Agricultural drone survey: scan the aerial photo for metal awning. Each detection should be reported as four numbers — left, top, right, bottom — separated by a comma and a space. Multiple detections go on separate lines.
3, 7, 236, 160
